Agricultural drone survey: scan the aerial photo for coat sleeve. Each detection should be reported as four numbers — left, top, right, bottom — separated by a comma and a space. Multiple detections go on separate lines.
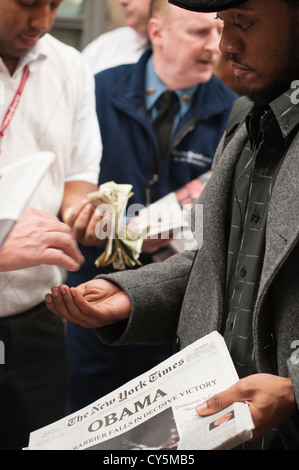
95, 250, 196, 346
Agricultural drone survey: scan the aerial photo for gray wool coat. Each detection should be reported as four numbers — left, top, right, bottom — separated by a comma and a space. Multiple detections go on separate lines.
96, 114, 299, 445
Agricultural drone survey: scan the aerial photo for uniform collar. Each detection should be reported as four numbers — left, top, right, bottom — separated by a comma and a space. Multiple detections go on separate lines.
145, 55, 197, 120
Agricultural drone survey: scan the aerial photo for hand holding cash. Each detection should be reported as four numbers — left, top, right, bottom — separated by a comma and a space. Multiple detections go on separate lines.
87, 182, 147, 270
86, 174, 210, 269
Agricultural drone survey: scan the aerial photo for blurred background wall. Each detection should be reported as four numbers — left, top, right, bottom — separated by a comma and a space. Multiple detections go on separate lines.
52, 0, 125, 51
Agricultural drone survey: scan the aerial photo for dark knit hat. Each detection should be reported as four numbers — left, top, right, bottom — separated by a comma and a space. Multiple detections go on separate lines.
168, 0, 249, 13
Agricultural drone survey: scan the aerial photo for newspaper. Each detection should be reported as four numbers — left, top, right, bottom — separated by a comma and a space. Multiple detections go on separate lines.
136, 171, 211, 257
27, 331, 254, 450
0, 152, 55, 245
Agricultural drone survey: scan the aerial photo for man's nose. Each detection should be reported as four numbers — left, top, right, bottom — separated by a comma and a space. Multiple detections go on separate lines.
219, 25, 243, 56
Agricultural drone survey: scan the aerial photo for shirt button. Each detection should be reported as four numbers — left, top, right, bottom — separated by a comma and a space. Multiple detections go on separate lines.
251, 213, 260, 224
240, 266, 247, 277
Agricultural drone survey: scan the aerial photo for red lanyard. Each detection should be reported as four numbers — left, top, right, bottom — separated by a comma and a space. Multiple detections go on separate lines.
0, 65, 30, 140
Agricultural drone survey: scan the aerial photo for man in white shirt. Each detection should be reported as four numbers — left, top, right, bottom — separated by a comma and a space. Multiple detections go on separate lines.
83, 0, 151, 74
0, 0, 102, 449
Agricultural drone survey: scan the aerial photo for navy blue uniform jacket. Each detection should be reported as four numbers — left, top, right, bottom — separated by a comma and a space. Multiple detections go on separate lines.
69, 48, 237, 282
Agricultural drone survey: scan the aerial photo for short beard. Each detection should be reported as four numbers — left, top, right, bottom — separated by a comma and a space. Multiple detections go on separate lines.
243, 79, 293, 107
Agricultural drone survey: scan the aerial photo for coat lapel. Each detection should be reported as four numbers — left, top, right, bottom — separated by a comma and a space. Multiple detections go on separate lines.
205, 125, 299, 309
179, 125, 249, 345
253, 131, 299, 372
258, 131, 299, 297
198, 125, 249, 273
189, 126, 248, 318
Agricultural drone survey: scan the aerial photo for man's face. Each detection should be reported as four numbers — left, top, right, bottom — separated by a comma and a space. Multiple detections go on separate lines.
118, 0, 151, 36
0, 0, 62, 61
218, 0, 299, 104
155, 8, 222, 89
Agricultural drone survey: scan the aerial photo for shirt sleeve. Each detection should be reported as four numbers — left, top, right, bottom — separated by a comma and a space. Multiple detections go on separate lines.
64, 55, 102, 185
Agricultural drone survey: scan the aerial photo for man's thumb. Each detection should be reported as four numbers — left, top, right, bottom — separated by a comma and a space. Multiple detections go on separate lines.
195, 393, 226, 416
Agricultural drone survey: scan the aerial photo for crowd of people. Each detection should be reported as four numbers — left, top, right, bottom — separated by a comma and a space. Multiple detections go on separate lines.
1, 0, 299, 451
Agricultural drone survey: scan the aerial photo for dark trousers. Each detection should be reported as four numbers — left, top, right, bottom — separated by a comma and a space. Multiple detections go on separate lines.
0, 302, 67, 450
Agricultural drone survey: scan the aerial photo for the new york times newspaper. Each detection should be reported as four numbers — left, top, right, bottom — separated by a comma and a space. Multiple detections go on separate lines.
27, 332, 254, 450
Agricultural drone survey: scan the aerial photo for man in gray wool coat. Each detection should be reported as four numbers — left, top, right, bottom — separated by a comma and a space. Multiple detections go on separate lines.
46, 0, 299, 449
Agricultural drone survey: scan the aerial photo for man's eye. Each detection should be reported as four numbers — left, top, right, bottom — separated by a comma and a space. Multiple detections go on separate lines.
234, 22, 251, 30
215, 14, 251, 31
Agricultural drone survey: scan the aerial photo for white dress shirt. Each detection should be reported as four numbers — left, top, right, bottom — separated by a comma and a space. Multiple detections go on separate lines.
82, 26, 148, 75
0, 34, 102, 317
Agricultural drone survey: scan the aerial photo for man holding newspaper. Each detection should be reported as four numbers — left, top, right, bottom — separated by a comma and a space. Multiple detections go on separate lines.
46, 0, 299, 450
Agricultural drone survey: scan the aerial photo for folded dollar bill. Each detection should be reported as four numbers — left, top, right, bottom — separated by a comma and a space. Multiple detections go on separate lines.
87, 182, 147, 270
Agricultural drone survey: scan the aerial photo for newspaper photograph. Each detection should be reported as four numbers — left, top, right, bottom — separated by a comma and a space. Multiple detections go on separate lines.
27, 331, 254, 451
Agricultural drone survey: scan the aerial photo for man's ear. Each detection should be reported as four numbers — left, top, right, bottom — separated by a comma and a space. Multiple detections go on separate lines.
148, 17, 163, 47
